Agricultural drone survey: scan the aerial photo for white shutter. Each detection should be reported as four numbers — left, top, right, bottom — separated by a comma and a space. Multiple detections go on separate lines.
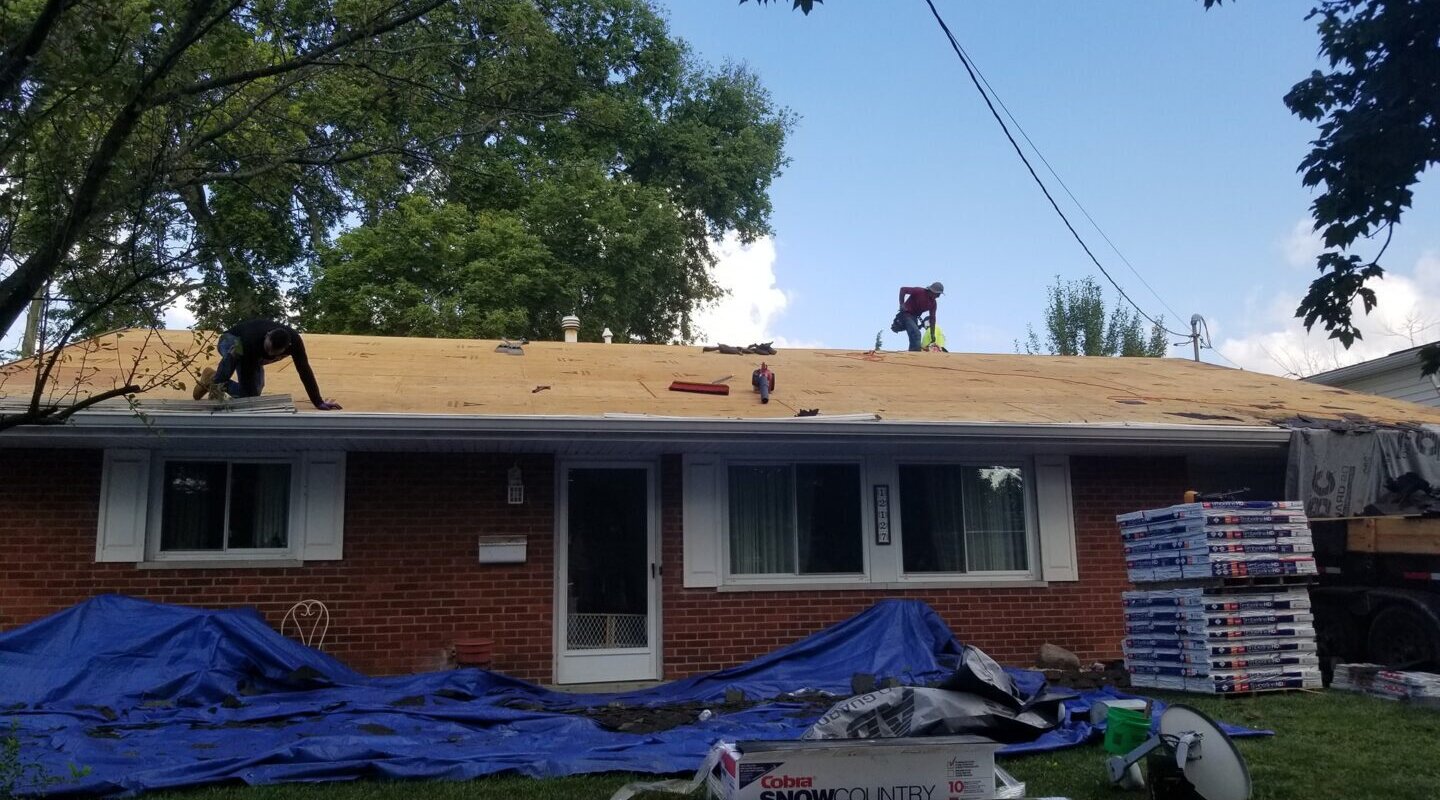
682, 456, 722, 588
96, 449, 151, 563
1035, 455, 1079, 582
300, 451, 346, 561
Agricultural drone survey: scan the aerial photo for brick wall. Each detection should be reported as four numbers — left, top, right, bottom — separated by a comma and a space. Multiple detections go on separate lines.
1, 447, 1183, 683
657, 454, 1186, 677
0, 449, 555, 679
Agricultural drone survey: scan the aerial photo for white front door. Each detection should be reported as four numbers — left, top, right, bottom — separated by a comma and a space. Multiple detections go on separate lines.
555, 463, 660, 684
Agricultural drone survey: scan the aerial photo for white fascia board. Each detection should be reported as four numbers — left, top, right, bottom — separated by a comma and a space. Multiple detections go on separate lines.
0, 410, 1292, 449
1304, 347, 1427, 385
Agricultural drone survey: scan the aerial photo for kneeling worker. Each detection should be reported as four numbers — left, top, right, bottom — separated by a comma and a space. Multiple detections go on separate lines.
897, 282, 944, 352
193, 319, 342, 410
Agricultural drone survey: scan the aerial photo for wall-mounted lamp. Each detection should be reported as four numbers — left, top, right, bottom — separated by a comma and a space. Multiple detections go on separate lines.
507, 464, 524, 505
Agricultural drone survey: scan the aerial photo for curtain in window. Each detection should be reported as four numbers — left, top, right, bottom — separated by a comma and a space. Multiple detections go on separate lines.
729, 466, 794, 574
160, 462, 227, 551
964, 467, 1028, 571
796, 464, 864, 574
899, 465, 967, 573
229, 464, 291, 549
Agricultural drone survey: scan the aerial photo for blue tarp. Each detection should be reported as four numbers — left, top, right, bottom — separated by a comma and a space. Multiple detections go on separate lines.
0, 596, 1265, 796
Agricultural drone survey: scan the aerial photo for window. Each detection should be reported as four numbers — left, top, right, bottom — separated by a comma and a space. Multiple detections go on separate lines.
727, 463, 863, 576
158, 460, 292, 554
899, 464, 1029, 574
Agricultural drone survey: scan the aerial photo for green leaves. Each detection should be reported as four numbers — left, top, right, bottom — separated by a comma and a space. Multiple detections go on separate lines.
301, 1, 789, 344
739, 0, 823, 15
1419, 344, 1440, 378
1206, 1, 1439, 356
1023, 275, 1167, 358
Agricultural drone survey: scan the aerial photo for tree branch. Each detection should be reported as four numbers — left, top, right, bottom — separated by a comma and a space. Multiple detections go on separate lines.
0, 0, 72, 103
0, 383, 140, 431
0, 0, 230, 334
150, 0, 447, 106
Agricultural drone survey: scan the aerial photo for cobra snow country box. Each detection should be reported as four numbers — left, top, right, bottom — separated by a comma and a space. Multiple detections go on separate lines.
706, 736, 1002, 800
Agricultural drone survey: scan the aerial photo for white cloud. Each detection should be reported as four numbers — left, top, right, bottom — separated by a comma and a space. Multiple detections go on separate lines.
1217, 252, 1440, 377
694, 233, 817, 347
163, 293, 197, 329
1282, 218, 1325, 268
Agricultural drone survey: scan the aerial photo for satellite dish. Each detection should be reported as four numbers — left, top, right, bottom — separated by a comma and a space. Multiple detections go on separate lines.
1105, 703, 1252, 800
1158, 705, 1252, 800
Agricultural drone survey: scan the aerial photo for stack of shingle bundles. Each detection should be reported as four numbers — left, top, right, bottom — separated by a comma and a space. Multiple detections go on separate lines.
1117, 501, 1317, 584
1122, 587, 1321, 693
1332, 664, 1440, 709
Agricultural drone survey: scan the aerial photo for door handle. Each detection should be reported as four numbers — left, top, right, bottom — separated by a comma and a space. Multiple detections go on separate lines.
650, 563, 662, 578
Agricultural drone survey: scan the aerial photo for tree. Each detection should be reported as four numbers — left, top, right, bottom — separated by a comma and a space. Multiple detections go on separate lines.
1204, 0, 1440, 376
303, 8, 791, 343
756, 0, 1440, 375
1023, 276, 1169, 357
1, 0, 791, 427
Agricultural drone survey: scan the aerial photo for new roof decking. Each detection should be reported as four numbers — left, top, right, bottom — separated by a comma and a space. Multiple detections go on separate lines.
6, 330, 1440, 427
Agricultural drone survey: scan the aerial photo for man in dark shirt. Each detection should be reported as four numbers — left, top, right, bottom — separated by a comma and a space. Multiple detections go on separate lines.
193, 320, 341, 410
897, 282, 944, 352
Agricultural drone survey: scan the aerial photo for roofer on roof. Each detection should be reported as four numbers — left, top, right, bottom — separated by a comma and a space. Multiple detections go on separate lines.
192, 319, 341, 410
895, 282, 944, 352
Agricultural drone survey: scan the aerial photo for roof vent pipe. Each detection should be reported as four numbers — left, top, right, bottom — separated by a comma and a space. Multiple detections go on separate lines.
561, 314, 580, 344
602, 327, 613, 344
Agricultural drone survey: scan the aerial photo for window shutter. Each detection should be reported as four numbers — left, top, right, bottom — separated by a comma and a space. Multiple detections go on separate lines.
682, 456, 722, 588
96, 449, 151, 563
1035, 455, 1079, 582
300, 451, 346, 561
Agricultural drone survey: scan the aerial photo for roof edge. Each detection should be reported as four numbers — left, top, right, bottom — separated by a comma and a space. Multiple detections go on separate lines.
0, 411, 1293, 447
1304, 345, 1431, 385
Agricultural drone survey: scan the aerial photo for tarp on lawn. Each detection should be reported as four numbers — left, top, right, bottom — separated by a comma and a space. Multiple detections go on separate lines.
0, 596, 1264, 796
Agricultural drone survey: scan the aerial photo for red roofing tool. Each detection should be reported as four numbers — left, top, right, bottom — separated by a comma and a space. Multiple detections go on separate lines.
669, 381, 730, 395
752, 363, 775, 403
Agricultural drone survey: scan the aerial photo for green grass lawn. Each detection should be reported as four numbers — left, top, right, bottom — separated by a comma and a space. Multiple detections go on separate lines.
155, 691, 1440, 800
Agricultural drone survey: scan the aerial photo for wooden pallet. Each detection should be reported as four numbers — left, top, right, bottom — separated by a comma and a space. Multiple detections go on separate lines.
1213, 687, 1322, 699
1143, 574, 1319, 591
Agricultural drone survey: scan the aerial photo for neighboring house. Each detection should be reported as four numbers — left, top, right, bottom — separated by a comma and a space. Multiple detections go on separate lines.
1303, 342, 1440, 409
4, 330, 1440, 686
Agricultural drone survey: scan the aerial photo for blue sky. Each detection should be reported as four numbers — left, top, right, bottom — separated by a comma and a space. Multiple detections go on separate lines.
675, 0, 1440, 374
6, 1, 1435, 375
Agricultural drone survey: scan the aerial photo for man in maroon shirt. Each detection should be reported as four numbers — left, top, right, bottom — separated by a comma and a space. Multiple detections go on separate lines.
896, 282, 944, 351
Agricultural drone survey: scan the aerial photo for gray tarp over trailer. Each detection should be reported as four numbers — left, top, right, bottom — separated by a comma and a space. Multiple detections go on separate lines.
1286, 425, 1440, 518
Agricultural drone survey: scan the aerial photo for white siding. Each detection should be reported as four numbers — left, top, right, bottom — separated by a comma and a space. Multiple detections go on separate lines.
1329, 367, 1440, 408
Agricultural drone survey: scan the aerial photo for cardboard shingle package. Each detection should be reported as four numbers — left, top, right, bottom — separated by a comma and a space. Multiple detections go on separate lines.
706, 736, 1002, 800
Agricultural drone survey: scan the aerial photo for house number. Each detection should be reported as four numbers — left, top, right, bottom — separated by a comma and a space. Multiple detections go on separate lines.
874, 485, 891, 545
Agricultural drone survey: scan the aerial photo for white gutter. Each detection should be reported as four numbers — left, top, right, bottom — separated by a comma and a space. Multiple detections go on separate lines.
0, 410, 1292, 448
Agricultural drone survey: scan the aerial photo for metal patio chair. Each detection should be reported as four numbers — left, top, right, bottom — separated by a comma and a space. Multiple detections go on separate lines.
281, 599, 330, 650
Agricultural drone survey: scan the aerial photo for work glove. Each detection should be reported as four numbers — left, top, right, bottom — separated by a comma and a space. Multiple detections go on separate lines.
315, 400, 343, 411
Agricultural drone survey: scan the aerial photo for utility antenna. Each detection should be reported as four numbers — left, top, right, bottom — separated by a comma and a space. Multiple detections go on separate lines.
1172, 314, 1206, 362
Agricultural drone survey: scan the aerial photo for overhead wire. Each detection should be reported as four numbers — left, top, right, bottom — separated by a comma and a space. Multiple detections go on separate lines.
920, 0, 1191, 340
949, 38, 1185, 324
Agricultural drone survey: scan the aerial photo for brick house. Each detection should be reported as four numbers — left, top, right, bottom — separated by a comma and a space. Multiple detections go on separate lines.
5, 330, 1438, 685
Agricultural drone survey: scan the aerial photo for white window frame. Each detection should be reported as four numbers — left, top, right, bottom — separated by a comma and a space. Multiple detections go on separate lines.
890, 458, 1041, 585
145, 455, 304, 562
720, 457, 872, 587
700, 454, 1052, 591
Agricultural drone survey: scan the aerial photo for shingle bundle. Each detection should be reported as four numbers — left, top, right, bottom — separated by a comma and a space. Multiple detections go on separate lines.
1116, 501, 1321, 694
1332, 664, 1440, 709
1121, 586, 1321, 693
1117, 501, 1318, 583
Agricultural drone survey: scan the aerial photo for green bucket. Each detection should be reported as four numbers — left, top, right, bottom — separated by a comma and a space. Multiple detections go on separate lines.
1102, 706, 1151, 755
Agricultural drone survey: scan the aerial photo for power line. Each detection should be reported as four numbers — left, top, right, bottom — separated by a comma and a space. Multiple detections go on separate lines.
950, 39, 1185, 324
921, 0, 1189, 339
